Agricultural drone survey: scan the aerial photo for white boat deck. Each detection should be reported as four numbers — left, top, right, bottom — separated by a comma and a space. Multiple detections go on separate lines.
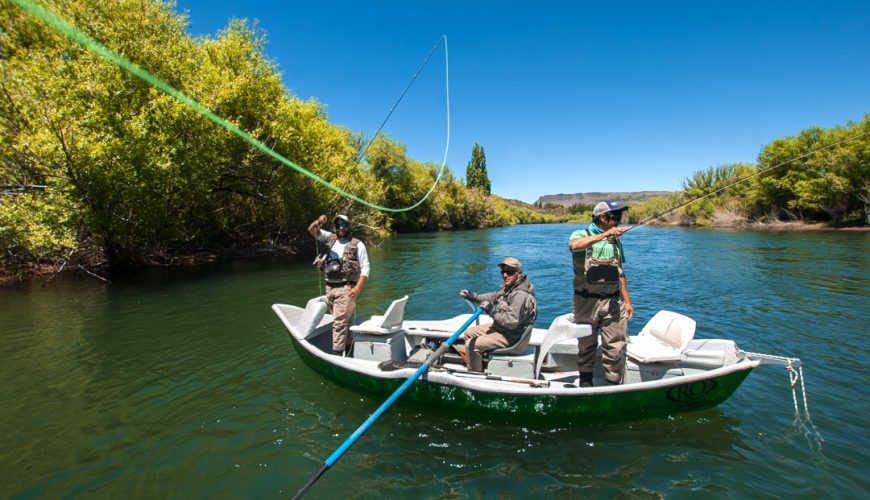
275, 301, 753, 391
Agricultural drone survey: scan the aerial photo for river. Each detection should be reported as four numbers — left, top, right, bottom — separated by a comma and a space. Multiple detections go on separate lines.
1, 224, 868, 497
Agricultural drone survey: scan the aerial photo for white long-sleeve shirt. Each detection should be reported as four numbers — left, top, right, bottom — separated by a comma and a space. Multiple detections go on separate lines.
316, 229, 371, 278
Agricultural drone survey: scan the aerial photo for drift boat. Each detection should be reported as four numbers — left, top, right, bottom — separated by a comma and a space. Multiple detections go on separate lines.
272, 295, 805, 424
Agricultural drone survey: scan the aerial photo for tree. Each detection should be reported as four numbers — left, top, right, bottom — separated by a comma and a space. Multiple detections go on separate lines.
465, 143, 491, 194
0, 0, 380, 267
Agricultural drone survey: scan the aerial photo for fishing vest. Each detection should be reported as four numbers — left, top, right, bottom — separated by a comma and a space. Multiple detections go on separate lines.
572, 230, 622, 297
319, 235, 362, 285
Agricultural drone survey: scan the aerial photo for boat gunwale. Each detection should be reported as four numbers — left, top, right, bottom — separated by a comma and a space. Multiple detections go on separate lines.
273, 303, 760, 397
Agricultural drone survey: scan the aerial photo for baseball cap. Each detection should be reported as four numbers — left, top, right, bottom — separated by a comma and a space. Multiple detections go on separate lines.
333, 214, 351, 225
497, 257, 522, 272
592, 199, 628, 217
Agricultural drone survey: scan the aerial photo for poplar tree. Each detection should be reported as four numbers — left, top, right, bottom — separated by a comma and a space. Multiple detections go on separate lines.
465, 143, 491, 194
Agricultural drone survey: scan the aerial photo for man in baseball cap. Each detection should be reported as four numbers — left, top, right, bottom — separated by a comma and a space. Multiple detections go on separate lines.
568, 200, 633, 387
457, 257, 537, 372
592, 199, 628, 218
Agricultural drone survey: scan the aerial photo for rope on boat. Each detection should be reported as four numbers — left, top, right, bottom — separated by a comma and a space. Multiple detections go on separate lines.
742, 351, 820, 437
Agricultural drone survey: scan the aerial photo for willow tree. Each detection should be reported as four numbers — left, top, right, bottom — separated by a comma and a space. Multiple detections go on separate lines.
1, 0, 381, 267
751, 116, 870, 223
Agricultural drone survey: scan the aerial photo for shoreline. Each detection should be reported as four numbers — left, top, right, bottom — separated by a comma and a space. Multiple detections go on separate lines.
0, 246, 299, 287
2, 221, 867, 286
644, 220, 870, 231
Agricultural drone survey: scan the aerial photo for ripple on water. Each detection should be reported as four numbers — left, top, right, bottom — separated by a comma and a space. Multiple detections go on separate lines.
1, 226, 868, 497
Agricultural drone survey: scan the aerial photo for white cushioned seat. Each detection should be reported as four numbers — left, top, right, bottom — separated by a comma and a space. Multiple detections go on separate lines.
627, 310, 696, 363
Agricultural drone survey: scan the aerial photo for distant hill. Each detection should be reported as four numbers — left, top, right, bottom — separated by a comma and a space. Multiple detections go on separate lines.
535, 191, 673, 208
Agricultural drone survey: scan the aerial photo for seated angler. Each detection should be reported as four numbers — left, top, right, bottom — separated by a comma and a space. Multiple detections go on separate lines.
457, 257, 537, 372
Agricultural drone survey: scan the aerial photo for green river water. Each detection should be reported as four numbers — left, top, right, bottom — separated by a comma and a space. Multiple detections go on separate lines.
2, 224, 868, 497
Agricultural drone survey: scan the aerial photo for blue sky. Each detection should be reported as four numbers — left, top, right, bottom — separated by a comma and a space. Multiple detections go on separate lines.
173, 0, 869, 204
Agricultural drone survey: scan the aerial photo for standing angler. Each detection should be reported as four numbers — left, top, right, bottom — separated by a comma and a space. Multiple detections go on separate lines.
308, 214, 371, 355
569, 200, 634, 386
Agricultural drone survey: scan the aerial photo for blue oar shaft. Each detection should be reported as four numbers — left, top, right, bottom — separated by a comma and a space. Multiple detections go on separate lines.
326, 308, 481, 466
293, 309, 483, 498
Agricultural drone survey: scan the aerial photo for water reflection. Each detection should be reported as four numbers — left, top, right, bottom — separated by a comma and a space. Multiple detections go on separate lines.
1, 226, 868, 497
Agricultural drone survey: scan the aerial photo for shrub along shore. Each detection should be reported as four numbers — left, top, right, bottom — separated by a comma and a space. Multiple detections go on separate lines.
1, 1, 867, 285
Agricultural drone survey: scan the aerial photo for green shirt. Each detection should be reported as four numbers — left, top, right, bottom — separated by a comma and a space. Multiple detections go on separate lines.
569, 228, 626, 263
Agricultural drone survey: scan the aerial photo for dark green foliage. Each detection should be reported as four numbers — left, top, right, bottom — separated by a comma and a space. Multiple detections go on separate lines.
465, 143, 491, 194
567, 203, 593, 215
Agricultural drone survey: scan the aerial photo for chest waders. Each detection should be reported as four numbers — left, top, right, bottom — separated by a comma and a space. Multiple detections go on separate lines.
572, 234, 621, 298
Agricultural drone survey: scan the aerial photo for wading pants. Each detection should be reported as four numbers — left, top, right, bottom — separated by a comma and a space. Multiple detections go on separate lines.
326, 284, 355, 353
573, 293, 627, 384
461, 324, 512, 372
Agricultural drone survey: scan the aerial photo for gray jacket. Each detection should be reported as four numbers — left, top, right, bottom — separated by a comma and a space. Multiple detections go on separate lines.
474, 275, 538, 341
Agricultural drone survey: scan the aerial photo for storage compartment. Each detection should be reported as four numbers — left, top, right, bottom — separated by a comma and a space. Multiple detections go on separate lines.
353, 331, 406, 362
539, 340, 580, 372
487, 347, 536, 379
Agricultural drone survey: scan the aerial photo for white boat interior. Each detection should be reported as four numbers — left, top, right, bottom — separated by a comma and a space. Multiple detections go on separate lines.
272, 295, 751, 389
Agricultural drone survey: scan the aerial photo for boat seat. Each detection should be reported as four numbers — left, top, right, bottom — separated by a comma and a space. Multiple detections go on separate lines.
350, 295, 408, 335
627, 310, 696, 363
534, 314, 592, 378
271, 296, 329, 340
484, 323, 535, 358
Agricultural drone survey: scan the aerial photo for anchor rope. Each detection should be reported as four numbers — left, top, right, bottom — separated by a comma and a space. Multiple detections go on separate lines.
788, 360, 802, 419
799, 365, 811, 420
743, 351, 817, 427
10, 0, 451, 213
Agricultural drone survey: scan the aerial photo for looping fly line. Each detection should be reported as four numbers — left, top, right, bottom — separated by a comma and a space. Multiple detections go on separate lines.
11, 0, 450, 213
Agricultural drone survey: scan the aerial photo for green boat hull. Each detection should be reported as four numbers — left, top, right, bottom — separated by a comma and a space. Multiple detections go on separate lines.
291, 338, 754, 425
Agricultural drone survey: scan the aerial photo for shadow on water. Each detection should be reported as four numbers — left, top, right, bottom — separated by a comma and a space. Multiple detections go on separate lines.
276, 404, 753, 498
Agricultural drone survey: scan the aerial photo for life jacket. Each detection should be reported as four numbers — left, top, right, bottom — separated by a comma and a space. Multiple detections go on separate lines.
572, 230, 622, 296
316, 235, 362, 285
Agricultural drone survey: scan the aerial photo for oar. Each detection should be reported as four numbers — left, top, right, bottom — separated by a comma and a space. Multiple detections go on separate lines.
292, 308, 484, 499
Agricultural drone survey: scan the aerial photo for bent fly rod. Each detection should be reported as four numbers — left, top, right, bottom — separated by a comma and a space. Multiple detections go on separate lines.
622, 130, 868, 234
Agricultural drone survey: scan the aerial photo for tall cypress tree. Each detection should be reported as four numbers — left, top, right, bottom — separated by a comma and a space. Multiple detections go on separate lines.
465, 143, 491, 194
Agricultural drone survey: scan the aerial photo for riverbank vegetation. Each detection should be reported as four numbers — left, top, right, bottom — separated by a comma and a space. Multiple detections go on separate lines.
628, 116, 870, 227
2, 1, 866, 283
0, 0, 556, 279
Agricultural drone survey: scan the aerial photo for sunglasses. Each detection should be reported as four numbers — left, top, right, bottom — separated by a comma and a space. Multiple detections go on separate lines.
335, 222, 350, 228
501, 268, 519, 276
604, 211, 623, 221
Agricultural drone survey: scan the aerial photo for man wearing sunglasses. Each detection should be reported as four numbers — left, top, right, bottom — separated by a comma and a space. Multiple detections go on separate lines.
568, 200, 634, 387
308, 214, 370, 356
457, 257, 537, 372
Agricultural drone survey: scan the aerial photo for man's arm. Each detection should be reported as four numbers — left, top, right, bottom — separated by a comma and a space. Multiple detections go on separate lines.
349, 242, 370, 300
569, 226, 627, 252
474, 290, 501, 304
308, 214, 327, 238
620, 275, 634, 320
349, 275, 367, 300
